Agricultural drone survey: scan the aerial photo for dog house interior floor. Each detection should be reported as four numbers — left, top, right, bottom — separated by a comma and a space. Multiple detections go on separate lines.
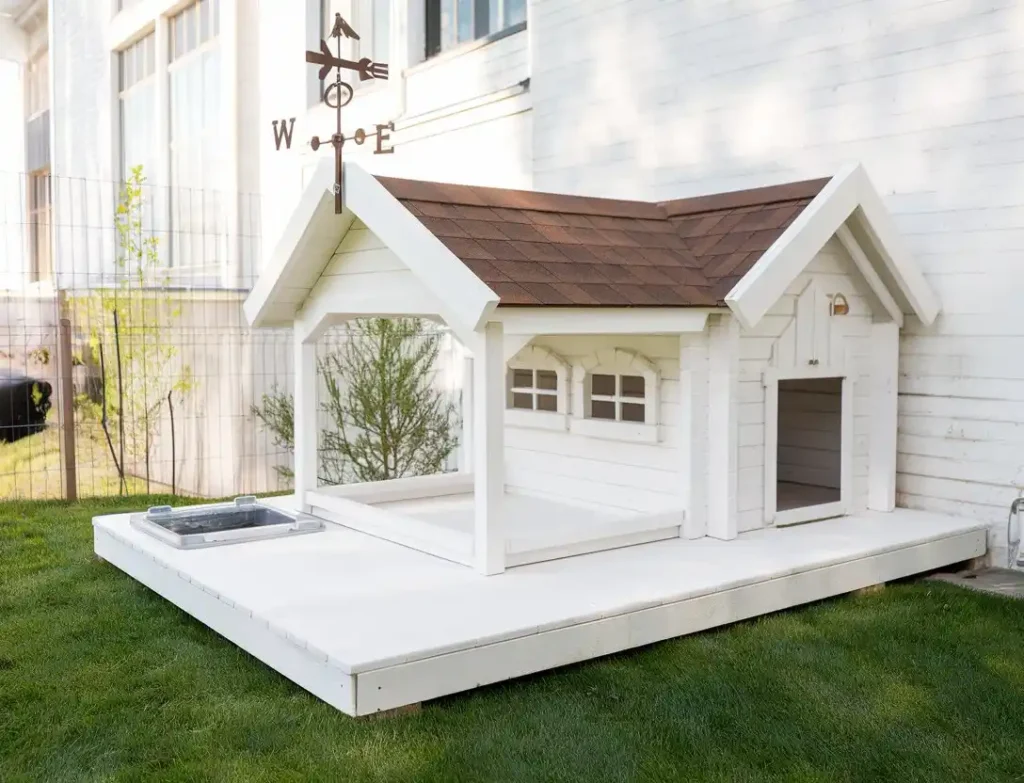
93, 498, 986, 717
777, 482, 841, 511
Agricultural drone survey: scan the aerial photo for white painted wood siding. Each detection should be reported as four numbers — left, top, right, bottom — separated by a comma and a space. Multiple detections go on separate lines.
505, 335, 684, 514
737, 240, 874, 531
532, 0, 1024, 559
306, 222, 462, 476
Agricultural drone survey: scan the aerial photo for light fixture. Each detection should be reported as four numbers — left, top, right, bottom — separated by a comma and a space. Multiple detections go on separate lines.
829, 293, 849, 317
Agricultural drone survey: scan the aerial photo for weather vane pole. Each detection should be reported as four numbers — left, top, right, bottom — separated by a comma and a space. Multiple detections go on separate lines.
270, 13, 396, 214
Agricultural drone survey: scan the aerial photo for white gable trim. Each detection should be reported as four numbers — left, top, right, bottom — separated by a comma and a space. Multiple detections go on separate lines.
244, 161, 499, 346
244, 163, 351, 329
724, 164, 939, 330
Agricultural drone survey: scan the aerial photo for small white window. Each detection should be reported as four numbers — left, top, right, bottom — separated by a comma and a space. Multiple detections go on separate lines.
588, 373, 646, 423
505, 345, 571, 431
571, 348, 660, 443
508, 368, 559, 412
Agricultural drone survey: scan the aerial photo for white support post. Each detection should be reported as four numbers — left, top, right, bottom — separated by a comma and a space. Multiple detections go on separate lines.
868, 321, 899, 511
679, 333, 709, 539
473, 322, 505, 575
293, 330, 318, 513
459, 351, 474, 473
707, 315, 740, 540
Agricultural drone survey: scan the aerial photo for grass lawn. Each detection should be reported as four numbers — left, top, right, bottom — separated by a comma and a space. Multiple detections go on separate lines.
0, 423, 153, 501
2, 498, 1023, 783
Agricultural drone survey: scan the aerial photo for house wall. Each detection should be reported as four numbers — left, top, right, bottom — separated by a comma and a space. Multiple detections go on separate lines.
50, 0, 260, 288
505, 334, 684, 515
735, 239, 874, 532
531, 0, 1024, 561
0, 17, 28, 291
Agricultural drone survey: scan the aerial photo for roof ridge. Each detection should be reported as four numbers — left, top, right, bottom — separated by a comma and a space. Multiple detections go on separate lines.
659, 177, 832, 218
375, 176, 665, 220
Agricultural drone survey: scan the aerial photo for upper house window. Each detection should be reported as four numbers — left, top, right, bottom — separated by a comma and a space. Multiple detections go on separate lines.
425, 0, 526, 59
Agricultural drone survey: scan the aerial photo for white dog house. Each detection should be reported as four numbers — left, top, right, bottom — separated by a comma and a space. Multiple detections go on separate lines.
244, 160, 940, 575
94, 161, 989, 717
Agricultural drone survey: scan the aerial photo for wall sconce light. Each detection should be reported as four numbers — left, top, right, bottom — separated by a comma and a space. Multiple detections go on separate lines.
829, 293, 850, 317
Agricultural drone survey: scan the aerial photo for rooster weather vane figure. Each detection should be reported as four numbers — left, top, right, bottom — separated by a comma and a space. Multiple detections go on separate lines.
270, 13, 395, 214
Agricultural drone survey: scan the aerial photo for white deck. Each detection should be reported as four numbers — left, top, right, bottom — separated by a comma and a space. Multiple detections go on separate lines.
93, 504, 986, 717
372, 491, 681, 566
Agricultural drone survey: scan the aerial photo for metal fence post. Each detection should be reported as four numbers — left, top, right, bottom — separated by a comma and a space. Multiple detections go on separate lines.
57, 292, 77, 501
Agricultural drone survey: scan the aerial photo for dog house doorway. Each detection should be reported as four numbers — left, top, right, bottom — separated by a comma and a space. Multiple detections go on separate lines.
764, 372, 853, 527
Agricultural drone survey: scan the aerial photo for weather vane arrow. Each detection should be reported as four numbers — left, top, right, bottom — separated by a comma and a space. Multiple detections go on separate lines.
306, 42, 389, 82
270, 13, 396, 214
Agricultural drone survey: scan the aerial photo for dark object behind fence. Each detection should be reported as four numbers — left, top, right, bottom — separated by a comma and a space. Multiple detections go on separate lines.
0, 371, 53, 443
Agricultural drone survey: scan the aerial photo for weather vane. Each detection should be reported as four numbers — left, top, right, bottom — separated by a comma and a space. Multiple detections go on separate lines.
271, 13, 396, 214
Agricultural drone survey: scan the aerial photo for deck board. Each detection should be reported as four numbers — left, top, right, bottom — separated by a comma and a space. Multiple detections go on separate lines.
94, 503, 986, 716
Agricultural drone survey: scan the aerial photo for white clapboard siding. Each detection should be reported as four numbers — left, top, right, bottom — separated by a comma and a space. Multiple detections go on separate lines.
735, 240, 875, 529
504, 334, 683, 514
532, 0, 1024, 551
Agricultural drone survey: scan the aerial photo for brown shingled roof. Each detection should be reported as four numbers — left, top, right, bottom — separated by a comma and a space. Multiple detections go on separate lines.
375, 175, 830, 308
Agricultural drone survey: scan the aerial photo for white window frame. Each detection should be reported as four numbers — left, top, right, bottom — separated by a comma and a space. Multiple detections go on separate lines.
505, 345, 569, 432
763, 366, 854, 527
571, 348, 660, 444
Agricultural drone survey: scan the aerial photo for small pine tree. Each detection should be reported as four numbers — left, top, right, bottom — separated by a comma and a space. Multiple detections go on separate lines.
252, 318, 460, 486
319, 318, 459, 484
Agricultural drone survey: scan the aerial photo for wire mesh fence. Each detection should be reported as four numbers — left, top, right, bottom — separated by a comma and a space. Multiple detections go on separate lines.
0, 171, 463, 502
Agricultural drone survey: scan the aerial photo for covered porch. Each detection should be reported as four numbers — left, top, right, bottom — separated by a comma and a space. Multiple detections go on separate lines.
245, 162, 713, 574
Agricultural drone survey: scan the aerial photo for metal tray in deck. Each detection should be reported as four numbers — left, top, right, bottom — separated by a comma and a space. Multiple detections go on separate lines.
130, 496, 324, 549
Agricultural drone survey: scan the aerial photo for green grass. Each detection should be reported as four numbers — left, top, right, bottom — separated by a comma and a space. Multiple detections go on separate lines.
2, 497, 1023, 783
0, 422, 152, 501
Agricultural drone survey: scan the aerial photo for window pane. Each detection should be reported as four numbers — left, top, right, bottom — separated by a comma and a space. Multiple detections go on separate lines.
184, 5, 196, 51
591, 400, 615, 420
505, 0, 525, 26
512, 369, 533, 388
457, 0, 473, 42
536, 370, 557, 391
199, 0, 210, 42
536, 393, 557, 412
173, 15, 184, 58
591, 373, 615, 397
440, 0, 456, 50
621, 375, 645, 398
622, 403, 645, 423
373, 0, 390, 61
512, 393, 533, 410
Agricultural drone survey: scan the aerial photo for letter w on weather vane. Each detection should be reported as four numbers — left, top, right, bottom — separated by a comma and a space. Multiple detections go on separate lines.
271, 13, 396, 214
